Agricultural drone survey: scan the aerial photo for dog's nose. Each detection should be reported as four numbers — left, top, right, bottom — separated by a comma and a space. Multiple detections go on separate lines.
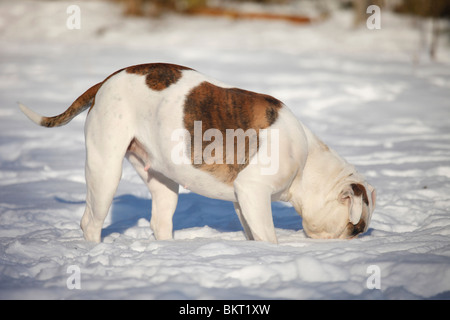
349, 219, 366, 237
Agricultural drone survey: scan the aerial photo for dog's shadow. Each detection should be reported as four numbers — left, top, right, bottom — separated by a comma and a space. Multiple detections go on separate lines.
100, 193, 302, 238
55, 193, 376, 239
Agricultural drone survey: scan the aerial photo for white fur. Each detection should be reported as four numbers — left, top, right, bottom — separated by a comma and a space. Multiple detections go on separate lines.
19, 103, 43, 125
22, 68, 376, 243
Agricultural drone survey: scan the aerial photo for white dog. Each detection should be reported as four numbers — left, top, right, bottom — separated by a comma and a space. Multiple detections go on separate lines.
20, 63, 376, 243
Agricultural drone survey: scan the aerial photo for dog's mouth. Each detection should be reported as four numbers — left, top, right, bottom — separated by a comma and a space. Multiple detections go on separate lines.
303, 216, 368, 240
345, 218, 367, 239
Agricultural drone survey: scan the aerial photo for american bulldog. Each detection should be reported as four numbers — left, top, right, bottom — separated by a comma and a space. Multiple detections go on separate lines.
19, 63, 376, 243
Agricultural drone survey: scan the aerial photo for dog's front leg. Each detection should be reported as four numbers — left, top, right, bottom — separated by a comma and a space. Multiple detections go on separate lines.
148, 174, 179, 240
233, 179, 278, 244
233, 202, 254, 240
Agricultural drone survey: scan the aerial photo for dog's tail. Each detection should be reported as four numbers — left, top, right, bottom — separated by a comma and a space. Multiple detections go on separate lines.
19, 82, 103, 127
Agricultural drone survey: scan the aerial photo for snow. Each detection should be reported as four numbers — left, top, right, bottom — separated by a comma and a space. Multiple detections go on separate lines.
1, 0, 450, 300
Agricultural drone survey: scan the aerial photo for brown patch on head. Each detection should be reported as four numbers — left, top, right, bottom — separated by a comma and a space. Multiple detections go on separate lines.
183, 81, 283, 184
352, 183, 369, 205
126, 63, 192, 91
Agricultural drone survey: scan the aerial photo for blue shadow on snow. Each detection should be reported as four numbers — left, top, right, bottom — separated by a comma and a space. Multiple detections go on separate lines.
101, 193, 302, 238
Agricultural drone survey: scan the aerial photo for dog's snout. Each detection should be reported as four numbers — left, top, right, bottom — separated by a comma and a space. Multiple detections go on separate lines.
349, 218, 366, 237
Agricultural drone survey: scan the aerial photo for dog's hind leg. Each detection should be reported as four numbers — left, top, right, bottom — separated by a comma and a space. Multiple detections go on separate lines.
80, 108, 133, 243
80, 143, 128, 242
126, 139, 179, 240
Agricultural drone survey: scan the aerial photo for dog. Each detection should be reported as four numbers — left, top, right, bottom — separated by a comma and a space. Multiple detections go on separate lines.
19, 63, 376, 243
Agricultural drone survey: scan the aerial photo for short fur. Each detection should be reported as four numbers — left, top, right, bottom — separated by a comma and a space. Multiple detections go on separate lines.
183, 81, 282, 184
19, 63, 376, 244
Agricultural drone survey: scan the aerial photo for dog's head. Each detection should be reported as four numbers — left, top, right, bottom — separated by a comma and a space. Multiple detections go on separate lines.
299, 178, 376, 240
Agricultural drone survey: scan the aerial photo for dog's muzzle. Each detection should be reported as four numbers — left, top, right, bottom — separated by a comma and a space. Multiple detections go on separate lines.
347, 218, 367, 238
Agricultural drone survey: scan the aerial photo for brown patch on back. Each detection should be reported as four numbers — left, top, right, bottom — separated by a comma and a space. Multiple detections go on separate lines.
126, 63, 192, 91
183, 81, 283, 184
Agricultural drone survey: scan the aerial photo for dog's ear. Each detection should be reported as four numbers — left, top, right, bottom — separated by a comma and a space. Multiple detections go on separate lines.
350, 184, 365, 224
339, 184, 367, 224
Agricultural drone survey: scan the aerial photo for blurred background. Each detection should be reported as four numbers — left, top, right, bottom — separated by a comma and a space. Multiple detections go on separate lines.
117, 0, 450, 61
1, 0, 449, 62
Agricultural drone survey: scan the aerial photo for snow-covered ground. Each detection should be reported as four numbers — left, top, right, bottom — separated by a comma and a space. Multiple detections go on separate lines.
1, 0, 450, 299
